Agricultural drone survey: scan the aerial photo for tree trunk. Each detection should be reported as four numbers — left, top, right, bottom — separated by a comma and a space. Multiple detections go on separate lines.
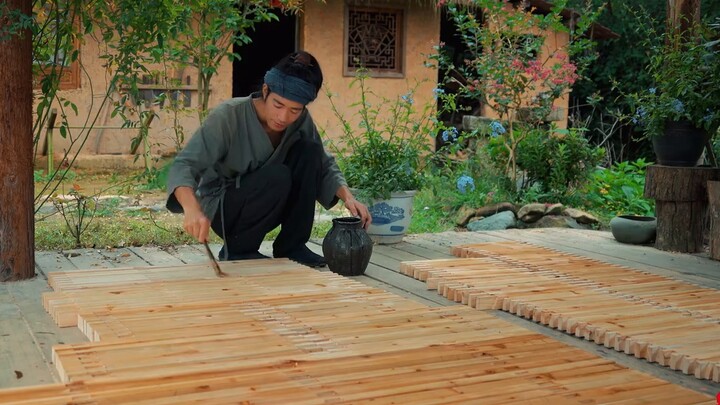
666, 0, 701, 38
644, 165, 720, 253
0, 0, 35, 281
708, 181, 720, 260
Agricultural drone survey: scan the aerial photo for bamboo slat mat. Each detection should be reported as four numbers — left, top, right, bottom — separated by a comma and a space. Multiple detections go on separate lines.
452, 242, 720, 320
0, 259, 713, 404
400, 241, 720, 383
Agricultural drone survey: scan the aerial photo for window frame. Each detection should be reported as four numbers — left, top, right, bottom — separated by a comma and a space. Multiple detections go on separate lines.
343, 3, 406, 78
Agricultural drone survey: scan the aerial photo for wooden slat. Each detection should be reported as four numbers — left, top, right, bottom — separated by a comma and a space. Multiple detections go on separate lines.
47, 258, 299, 291
452, 242, 720, 320
400, 242, 720, 382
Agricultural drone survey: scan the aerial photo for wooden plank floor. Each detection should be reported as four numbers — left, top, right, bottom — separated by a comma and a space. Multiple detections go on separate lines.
0, 228, 718, 398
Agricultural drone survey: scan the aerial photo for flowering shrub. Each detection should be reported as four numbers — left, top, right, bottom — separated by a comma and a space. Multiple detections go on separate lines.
487, 126, 604, 202
324, 73, 434, 200
627, 20, 720, 137
430, 0, 600, 183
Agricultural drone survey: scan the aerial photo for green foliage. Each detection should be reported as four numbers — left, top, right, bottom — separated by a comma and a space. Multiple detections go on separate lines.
35, 210, 333, 250
94, 197, 125, 217
28, 0, 173, 213
34, 169, 76, 183
430, 0, 600, 182
0, 3, 34, 41
408, 188, 455, 234
583, 159, 655, 218
137, 159, 173, 191
625, 19, 720, 138
569, 1, 720, 162
168, 0, 289, 121
487, 126, 604, 202
428, 142, 512, 210
325, 73, 434, 201
51, 185, 98, 247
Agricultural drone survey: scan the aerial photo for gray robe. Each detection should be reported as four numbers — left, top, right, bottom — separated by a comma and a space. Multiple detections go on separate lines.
166, 95, 346, 220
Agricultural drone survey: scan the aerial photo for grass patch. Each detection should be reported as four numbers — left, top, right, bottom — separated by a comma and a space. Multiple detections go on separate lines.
408, 188, 456, 234
35, 211, 335, 251
33, 168, 451, 250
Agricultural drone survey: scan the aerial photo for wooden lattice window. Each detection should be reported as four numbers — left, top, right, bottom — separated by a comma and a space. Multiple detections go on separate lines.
33, 5, 81, 91
344, 5, 404, 77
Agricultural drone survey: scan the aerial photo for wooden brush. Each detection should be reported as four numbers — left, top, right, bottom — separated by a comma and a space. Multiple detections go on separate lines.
203, 241, 228, 278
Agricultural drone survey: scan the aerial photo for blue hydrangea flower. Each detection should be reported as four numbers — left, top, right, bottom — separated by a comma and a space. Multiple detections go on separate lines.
441, 127, 458, 142
456, 175, 475, 194
671, 99, 684, 113
401, 93, 414, 105
433, 88, 445, 98
648, 87, 656, 94
489, 121, 506, 137
632, 107, 648, 125
703, 108, 714, 122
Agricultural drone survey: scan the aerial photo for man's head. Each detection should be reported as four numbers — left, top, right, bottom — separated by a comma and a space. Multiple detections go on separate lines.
259, 51, 323, 133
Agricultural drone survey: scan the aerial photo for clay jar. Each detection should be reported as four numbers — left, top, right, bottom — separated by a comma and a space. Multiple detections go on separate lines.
322, 217, 373, 276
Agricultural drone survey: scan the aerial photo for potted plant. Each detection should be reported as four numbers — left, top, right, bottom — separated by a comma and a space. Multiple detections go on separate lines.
325, 73, 434, 244
628, 20, 720, 166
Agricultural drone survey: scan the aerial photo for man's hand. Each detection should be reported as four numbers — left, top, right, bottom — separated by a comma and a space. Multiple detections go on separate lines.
183, 208, 211, 243
174, 186, 211, 242
344, 198, 372, 229
337, 186, 372, 229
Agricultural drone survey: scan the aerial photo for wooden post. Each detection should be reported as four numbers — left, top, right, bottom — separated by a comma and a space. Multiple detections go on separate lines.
644, 165, 720, 253
0, 0, 35, 281
708, 181, 720, 260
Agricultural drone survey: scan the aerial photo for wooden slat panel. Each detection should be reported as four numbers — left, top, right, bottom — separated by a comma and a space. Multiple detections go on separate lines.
401, 242, 720, 382
452, 241, 720, 319
0, 258, 712, 404
47, 258, 299, 291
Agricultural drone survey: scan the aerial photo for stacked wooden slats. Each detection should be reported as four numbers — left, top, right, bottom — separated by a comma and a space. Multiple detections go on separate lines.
400, 241, 720, 382
0, 258, 713, 404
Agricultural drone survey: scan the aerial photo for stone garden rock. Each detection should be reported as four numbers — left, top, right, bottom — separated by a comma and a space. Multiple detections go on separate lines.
563, 208, 599, 224
455, 206, 478, 226
455, 202, 517, 226
517, 203, 546, 223
544, 203, 564, 215
467, 211, 517, 232
458, 200, 599, 232
476, 202, 517, 217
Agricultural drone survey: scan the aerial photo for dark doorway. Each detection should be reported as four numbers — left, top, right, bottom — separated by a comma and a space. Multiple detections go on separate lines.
435, 7, 483, 150
232, 10, 296, 97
